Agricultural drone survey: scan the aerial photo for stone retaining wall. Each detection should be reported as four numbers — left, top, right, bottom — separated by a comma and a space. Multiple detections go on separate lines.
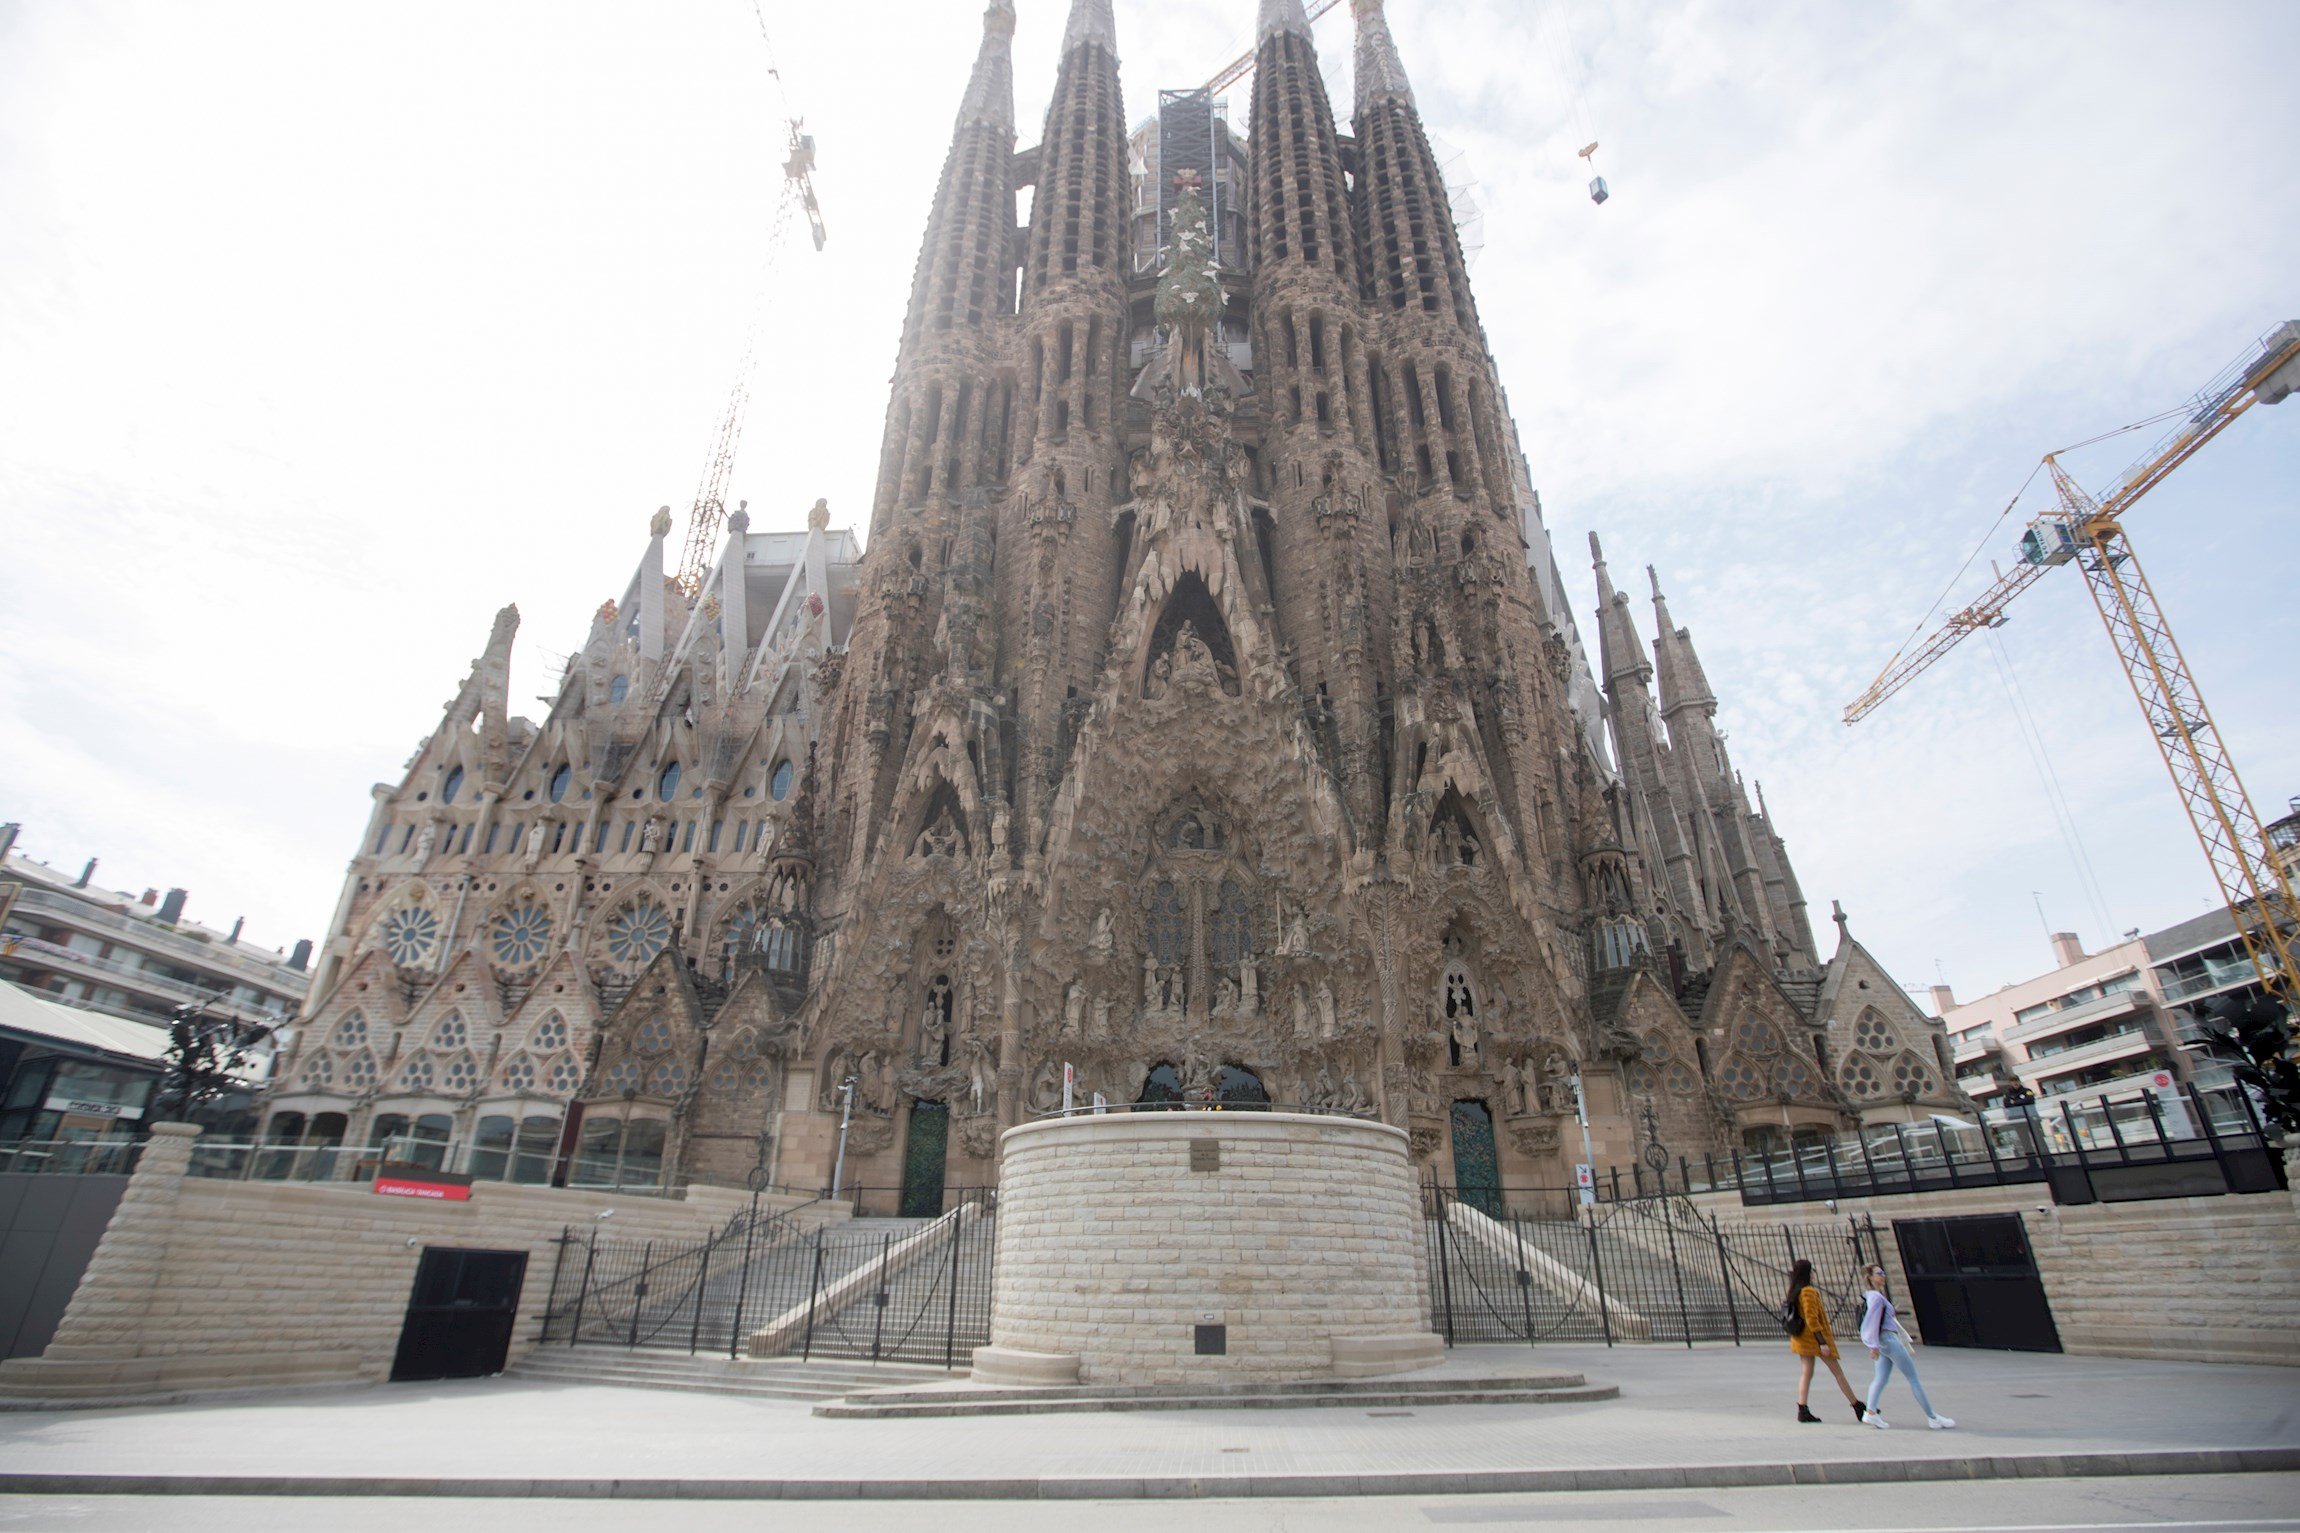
983, 1111, 1441, 1386
0, 1123, 773, 1402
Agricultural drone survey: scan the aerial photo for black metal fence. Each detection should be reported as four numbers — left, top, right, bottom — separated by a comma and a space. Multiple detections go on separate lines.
1425, 1184, 1885, 1348
1587, 1082, 2286, 1209
538, 1192, 996, 1367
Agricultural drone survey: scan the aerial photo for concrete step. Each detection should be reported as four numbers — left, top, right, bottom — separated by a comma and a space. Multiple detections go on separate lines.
816, 1380, 1619, 1418
509, 1350, 953, 1400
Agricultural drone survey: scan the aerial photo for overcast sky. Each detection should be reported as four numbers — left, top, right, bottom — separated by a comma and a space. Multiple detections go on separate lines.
2, 0, 2294, 1009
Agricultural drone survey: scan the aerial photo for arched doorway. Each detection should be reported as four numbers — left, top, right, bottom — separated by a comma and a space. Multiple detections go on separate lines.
1450, 1099, 1502, 1217
1136, 1063, 1184, 1110
1216, 1066, 1270, 1111
900, 1099, 950, 1217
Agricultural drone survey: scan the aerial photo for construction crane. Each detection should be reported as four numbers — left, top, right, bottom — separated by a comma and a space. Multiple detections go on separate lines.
1845, 321, 2300, 1009
674, 120, 828, 601
1204, 0, 1344, 94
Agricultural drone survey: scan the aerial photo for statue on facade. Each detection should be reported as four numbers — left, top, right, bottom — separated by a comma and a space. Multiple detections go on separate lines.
1088, 906, 1115, 961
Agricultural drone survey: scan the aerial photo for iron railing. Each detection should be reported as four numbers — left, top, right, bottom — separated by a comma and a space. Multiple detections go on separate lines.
1424, 1183, 1885, 1348
539, 1192, 996, 1367
0, 1138, 144, 1176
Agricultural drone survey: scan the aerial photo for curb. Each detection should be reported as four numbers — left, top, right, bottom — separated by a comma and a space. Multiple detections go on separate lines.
3, 1447, 2295, 1500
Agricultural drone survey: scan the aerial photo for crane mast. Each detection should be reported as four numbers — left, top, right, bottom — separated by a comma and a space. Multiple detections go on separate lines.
1204, 0, 1343, 94
1844, 322, 2300, 1009
675, 120, 826, 601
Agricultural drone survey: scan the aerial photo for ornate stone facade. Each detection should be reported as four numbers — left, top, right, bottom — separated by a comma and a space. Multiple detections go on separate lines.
261, 0, 1968, 1197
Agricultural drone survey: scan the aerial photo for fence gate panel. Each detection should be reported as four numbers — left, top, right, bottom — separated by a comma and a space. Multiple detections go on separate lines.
1891, 1213, 2061, 1353
391, 1247, 529, 1381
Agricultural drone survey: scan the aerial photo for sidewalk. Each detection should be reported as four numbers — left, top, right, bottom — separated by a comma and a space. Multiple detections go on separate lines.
1, 1344, 2292, 1499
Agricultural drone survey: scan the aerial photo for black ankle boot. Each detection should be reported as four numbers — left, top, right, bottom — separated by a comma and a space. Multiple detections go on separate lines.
1798, 1405, 1822, 1423
1852, 1400, 1867, 1422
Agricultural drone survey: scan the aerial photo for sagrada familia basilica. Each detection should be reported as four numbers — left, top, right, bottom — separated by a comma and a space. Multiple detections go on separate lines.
261, 0, 1966, 1210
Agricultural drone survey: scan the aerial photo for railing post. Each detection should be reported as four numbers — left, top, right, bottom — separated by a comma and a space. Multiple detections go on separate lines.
801, 1225, 831, 1361
2140, 1089, 2172, 1162
1940, 1122, 1965, 1189
1507, 1212, 1537, 1349
2101, 1095, 2135, 1164
541, 1226, 573, 1344
1661, 1205, 1695, 1348
868, 1230, 892, 1362
627, 1242, 652, 1349
1710, 1214, 1742, 1345
568, 1237, 597, 1348
2060, 1101, 2099, 1201
728, 1198, 761, 1359
1979, 1112, 2007, 1183
1790, 1138, 1811, 1202
1584, 1207, 1614, 1347
1432, 1187, 1458, 1348
1889, 1122, 1916, 1193
688, 1240, 712, 1355
2186, 1081, 2238, 1192
1704, 1152, 1718, 1194
1854, 1125, 1881, 1197
944, 1206, 966, 1370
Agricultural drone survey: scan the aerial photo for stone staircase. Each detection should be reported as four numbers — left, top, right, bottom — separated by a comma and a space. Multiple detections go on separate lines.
813, 1371, 1617, 1418
508, 1348, 954, 1401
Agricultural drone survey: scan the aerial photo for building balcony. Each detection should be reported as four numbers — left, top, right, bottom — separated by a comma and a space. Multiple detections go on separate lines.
1956, 1072, 2004, 1097
2031, 1060, 2182, 1106
9, 885, 303, 993
2002, 986, 2147, 1049
2159, 956, 2260, 1005
1953, 1036, 2001, 1067
1, 934, 288, 1028
2014, 1025, 2160, 1085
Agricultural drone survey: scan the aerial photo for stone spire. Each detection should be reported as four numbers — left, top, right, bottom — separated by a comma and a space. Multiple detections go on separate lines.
1647, 567, 1716, 716
1261, 0, 1315, 38
1589, 534, 1650, 691
956, 2, 1017, 129
1351, 0, 1415, 110
1062, 0, 1117, 55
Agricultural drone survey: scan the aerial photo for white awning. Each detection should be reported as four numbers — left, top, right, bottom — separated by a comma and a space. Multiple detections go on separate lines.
0, 981, 169, 1063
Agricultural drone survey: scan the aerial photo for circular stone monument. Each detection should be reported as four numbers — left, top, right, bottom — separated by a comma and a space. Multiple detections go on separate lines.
971, 1110, 1445, 1387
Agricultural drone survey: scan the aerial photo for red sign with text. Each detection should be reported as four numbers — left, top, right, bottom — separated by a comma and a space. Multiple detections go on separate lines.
373, 1163, 473, 1202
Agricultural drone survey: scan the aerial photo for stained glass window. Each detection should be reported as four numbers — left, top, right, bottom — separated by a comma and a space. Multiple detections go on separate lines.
546, 1056, 584, 1094
532, 1013, 568, 1052
442, 766, 465, 805
501, 1053, 537, 1092
442, 1054, 479, 1092
1209, 880, 1254, 966
334, 1013, 368, 1047
657, 761, 682, 801
303, 1054, 334, 1089
609, 674, 630, 703
605, 1058, 642, 1094
648, 1061, 690, 1095
380, 906, 441, 967
770, 759, 794, 800
434, 1013, 467, 1049
400, 1056, 436, 1091
344, 1052, 378, 1091
549, 764, 572, 803
605, 901, 671, 967
492, 903, 552, 968
635, 1017, 674, 1054
1147, 881, 1188, 965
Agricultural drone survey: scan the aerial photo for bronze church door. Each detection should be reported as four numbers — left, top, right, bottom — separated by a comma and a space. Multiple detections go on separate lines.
899, 1100, 949, 1218
1450, 1100, 1502, 1218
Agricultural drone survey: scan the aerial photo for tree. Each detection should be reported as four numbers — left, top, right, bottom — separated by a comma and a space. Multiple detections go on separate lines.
2198, 991, 2300, 1135
151, 1001, 273, 1128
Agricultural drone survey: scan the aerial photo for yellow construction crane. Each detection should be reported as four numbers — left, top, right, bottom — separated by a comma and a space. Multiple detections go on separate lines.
674, 113, 828, 600
1204, 0, 1344, 94
1846, 321, 2300, 1008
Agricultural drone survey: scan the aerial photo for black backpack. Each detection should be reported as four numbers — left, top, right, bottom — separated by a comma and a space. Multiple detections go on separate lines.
1780, 1287, 1808, 1337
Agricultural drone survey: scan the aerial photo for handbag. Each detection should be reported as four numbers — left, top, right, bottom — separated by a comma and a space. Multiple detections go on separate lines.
1781, 1288, 1808, 1337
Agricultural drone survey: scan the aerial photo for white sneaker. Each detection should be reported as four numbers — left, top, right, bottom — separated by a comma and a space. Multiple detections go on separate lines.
1927, 1415, 1956, 1430
1870, 1415, 1891, 1430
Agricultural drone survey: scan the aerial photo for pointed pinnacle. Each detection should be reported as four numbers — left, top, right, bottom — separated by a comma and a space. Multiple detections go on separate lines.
1261, 0, 1314, 40
958, 1, 1017, 128
1352, 0, 1415, 111
1063, 0, 1117, 56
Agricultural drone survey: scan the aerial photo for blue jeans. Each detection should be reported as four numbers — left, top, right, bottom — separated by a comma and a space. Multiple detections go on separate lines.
1867, 1331, 1937, 1418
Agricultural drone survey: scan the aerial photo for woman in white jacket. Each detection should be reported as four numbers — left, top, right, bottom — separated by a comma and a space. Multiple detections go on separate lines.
1859, 1263, 1954, 1430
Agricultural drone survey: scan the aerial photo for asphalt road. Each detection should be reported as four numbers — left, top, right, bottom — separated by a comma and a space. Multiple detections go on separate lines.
2, 1472, 2295, 1532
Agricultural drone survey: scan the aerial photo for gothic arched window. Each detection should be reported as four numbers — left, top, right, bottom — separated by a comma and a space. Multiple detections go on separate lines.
1147, 881, 1188, 966
1209, 880, 1254, 966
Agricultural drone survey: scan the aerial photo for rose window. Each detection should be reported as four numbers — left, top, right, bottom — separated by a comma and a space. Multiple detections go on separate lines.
303, 1054, 335, 1089
1891, 1054, 1935, 1096
491, 903, 553, 969
605, 1058, 643, 1094
605, 901, 671, 968
1855, 1011, 1898, 1050
442, 1055, 479, 1093
1844, 1056, 1882, 1097
1640, 1030, 1673, 1065
399, 1056, 436, 1091
1663, 1062, 1701, 1097
546, 1056, 584, 1094
1716, 1057, 1767, 1100
501, 1054, 537, 1092
635, 1017, 674, 1054
334, 1013, 368, 1047
344, 1052, 378, 1091
649, 1061, 690, 1095
1735, 1016, 1780, 1055
1774, 1057, 1818, 1097
380, 906, 442, 968
532, 1014, 568, 1052
434, 1014, 467, 1049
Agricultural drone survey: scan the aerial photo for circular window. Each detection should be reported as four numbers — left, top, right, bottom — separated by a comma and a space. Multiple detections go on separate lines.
649, 1061, 690, 1094
606, 1059, 642, 1094
770, 759, 795, 800
605, 901, 672, 968
443, 1056, 478, 1092
501, 1054, 537, 1092
344, 1053, 377, 1091
334, 1013, 368, 1048
442, 766, 465, 805
1663, 1062, 1701, 1097
303, 1054, 335, 1089
657, 761, 683, 802
546, 1056, 583, 1094
610, 675, 630, 703
379, 906, 442, 968
434, 1013, 468, 1049
491, 903, 553, 969
635, 1017, 674, 1054
400, 1057, 436, 1091
532, 1014, 568, 1052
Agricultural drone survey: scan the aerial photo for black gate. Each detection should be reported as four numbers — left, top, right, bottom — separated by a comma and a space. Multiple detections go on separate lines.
390, 1247, 528, 1381
1891, 1213, 2061, 1353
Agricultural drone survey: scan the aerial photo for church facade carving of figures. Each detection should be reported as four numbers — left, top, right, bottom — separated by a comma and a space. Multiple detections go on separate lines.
256, 2, 1977, 1202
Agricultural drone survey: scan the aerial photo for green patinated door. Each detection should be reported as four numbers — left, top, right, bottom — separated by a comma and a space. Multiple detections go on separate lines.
899, 1100, 949, 1218
1450, 1099, 1503, 1218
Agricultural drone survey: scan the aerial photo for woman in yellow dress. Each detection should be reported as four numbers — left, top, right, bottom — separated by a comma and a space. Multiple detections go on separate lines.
1786, 1258, 1865, 1423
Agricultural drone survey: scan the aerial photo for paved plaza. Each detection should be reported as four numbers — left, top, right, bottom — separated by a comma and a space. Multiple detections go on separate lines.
0, 1345, 2294, 1501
